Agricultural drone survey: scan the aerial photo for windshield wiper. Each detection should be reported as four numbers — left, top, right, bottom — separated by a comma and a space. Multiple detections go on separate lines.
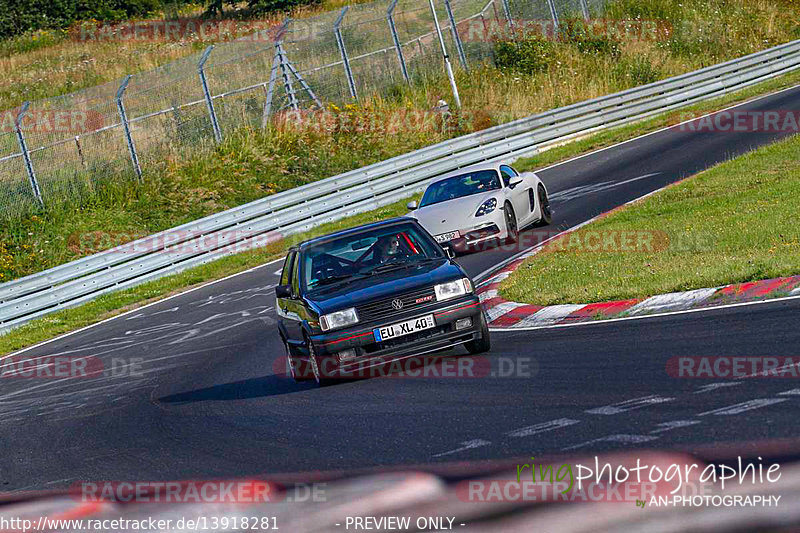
367, 259, 439, 275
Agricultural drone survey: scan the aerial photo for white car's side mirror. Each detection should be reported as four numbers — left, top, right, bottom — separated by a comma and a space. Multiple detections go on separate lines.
407, 201, 418, 210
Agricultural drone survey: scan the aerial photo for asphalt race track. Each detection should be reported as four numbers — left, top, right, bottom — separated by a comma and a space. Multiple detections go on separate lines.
3, 86, 800, 492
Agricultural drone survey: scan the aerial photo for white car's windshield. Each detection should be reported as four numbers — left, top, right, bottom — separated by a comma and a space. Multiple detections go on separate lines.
419, 170, 501, 208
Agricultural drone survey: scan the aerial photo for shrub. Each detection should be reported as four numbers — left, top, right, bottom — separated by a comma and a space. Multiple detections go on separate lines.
493, 37, 555, 75
559, 18, 622, 58
612, 55, 662, 86
0, 0, 184, 39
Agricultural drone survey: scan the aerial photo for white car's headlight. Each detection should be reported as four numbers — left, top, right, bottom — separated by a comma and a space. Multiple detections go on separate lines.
475, 198, 497, 217
435, 278, 473, 301
320, 308, 359, 331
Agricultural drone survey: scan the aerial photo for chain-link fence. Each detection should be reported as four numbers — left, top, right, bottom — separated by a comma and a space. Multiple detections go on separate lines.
0, 0, 604, 218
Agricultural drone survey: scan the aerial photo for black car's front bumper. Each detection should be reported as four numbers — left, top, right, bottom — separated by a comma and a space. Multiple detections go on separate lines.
309, 295, 483, 378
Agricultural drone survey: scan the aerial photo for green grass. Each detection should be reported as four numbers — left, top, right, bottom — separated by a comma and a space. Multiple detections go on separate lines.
500, 132, 800, 306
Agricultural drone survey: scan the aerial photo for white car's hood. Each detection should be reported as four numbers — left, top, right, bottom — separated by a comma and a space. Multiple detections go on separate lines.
409, 191, 499, 235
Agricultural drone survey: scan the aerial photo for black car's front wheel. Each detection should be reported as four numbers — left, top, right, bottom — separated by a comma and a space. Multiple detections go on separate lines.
306, 338, 333, 386
465, 312, 491, 354
284, 340, 310, 382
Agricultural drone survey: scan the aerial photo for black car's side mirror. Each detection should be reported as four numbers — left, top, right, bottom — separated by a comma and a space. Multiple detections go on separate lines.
275, 284, 292, 298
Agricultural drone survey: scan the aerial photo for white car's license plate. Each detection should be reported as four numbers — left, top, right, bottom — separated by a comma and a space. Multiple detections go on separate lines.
374, 314, 436, 342
434, 231, 460, 243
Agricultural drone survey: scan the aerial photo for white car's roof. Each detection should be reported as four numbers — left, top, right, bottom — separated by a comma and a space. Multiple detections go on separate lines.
427, 162, 503, 185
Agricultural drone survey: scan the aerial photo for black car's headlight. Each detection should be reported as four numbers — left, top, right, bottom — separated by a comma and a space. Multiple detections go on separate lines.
320, 308, 359, 331
475, 198, 497, 217
435, 278, 473, 301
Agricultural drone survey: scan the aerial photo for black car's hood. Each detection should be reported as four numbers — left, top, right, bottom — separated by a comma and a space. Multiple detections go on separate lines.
307, 259, 465, 314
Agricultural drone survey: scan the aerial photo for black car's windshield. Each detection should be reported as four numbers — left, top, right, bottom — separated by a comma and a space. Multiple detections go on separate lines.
419, 169, 501, 208
301, 223, 444, 291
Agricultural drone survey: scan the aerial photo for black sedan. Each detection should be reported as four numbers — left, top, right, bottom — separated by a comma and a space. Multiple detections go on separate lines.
275, 218, 490, 385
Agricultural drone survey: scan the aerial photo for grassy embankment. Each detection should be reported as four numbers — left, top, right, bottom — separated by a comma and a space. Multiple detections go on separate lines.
500, 131, 800, 306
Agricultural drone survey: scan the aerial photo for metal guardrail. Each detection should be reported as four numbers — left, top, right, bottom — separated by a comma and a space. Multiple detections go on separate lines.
2, 39, 799, 333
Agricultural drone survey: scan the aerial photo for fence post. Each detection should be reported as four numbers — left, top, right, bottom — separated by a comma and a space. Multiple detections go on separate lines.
115, 75, 143, 183
262, 19, 290, 126
579, 0, 590, 21
443, 0, 468, 70
387, 0, 410, 83
14, 102, 44, 208
427, 0, 461, 108
546, 0, 560, 34
198, 46, 222, 143
500, 0, 514, 29
334, 7, 358, 100
277, 44, 299, 111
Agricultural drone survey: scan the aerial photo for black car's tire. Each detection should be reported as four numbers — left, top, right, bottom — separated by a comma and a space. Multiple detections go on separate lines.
284, 340, 310, 382
465, 312, 491, 354
504, 203, 519, 243
306, 338, 333, 386
536, 184, 553, 226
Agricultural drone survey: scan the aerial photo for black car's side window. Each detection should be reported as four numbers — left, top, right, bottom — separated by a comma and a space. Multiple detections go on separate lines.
291, 253, 301, 296
281, 252, 296, 288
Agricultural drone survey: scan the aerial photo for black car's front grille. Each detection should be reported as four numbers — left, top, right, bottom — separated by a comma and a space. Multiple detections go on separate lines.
356, 286, 437, 322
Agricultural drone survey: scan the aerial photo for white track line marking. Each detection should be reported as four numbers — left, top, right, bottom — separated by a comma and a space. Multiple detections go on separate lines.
649, 420, 701, 434
515, 304, 586, 328
506, 418, 580, 438
3, 259, 282, 358
778, 389, 800, 396
698, 398, 788, 416
694, 382, 743, 394
585, 395, 675, 415
489, 293, 800, 332
562, 434, 658, 451
626, 288, 718, 316
432, 439, 491, 458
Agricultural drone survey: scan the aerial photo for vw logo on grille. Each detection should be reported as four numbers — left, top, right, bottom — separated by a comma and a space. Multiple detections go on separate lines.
391, 298, 404, 310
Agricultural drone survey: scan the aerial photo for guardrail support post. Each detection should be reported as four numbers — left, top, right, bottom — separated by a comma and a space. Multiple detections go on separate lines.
546, 0, 560, 34
14, 102, 44, 208
428, 0, 461, 108
262, 43, 282, 125
115, 76, 143, 183
443, 0, 468, 70
198, 46, 222, 143
387, 0, 410, 83
334, 7, 358, 100
579, 0, 590, 21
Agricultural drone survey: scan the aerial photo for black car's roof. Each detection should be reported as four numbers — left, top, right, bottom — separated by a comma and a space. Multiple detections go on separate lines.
291, 217, 419, 252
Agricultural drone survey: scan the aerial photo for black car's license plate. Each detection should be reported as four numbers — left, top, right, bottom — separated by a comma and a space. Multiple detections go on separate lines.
374, 314, 435, 342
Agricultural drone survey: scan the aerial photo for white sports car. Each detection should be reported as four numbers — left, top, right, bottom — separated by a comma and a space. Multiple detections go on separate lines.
406, 162, 552, 253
